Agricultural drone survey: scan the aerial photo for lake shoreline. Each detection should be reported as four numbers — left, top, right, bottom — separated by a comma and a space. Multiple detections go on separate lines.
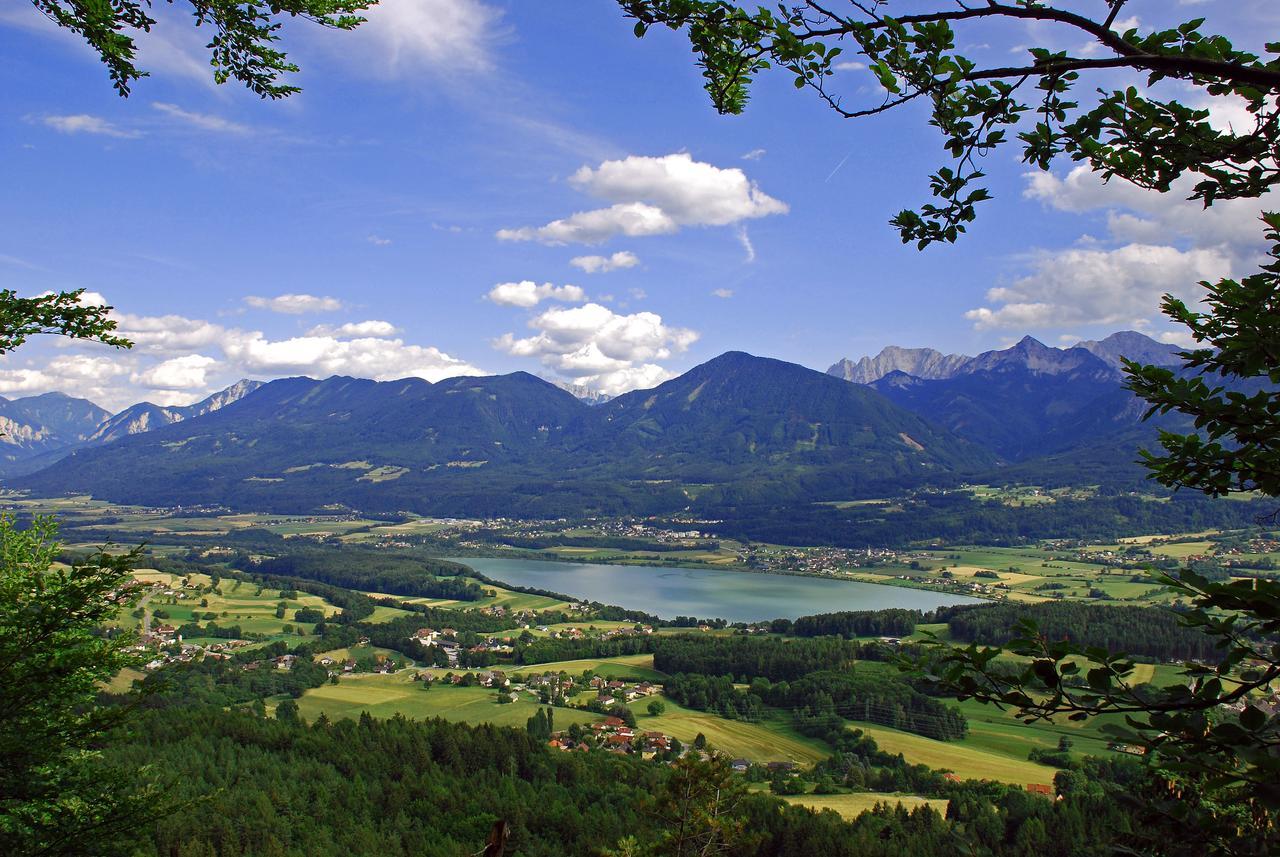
445, 555, 985, 623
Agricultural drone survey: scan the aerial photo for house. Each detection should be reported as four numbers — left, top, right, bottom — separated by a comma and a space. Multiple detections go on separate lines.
1026, 783, 1053, 796
730, 759, 751, 773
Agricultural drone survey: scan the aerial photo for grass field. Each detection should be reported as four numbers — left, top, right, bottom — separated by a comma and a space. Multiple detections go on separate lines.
514, 654, 666, 681
778, 792, 949, 820
115, 571, 341, 639
292, 673, 599, 729
627, 698, 830, 764
103, 667, 145, 694
847, 721, 1056, 786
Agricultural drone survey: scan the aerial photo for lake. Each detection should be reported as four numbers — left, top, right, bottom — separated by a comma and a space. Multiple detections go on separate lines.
449, 557, 984, 623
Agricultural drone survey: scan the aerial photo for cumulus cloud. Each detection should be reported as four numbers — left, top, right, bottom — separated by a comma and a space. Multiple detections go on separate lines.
152, 102, 250, 134
711, 288, 734, 299
41, 114, 139, 139
244, 294, 345, 314
486, 281, 586, 308
130, 354, 218, 389
0, 299, 485, 408
222, 332, 482, 382
495, 302, 697, 395
965, 243, 1232, 330
0, 355, 132, 407
569, 251, 640, 274
1024, 165, 1271, 253
115, 312, 229, 353
497, 203, 676, 245
306, 320, 401, 338
498, 153, 787, 245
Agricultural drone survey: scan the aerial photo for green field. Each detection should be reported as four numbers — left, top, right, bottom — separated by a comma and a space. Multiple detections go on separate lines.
847, 721, 1056, 786
120, 571, 341, 639
627, 698, 829, 764
514, 654, 666, 681
292, 673, 599, 730
778, 792, 949, 820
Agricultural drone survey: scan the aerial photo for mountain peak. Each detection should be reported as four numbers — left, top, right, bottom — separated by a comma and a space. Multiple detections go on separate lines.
827, 346, 971, 384
1077, 330, 1181, 369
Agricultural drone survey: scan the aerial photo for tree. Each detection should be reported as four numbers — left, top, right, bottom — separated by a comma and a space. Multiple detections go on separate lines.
648, 699, 667, 717
0, 289, 128, 356
619, 2, 1280, 852
0, 515, 159, 856
26, 0, 375, 98
621, 1, 1279, 247
647, 755, 752, 857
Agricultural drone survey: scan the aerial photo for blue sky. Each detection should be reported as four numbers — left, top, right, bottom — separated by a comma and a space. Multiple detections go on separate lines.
0, 0, 1275, 409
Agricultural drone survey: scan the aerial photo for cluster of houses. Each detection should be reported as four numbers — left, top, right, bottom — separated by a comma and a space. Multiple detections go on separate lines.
748, 545, 912, 575
543, 716, 674, 756
589, 676, 659, 706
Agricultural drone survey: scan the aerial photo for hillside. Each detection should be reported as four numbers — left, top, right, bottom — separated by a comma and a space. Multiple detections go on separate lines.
14, 352, 994, 516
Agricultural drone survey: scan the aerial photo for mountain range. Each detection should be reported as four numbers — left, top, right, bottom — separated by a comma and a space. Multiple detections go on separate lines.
0, 381, 262, 478
6, 331, 1190, 516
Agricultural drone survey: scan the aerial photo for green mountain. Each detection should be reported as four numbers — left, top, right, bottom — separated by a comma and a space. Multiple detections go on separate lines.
14, 352, 994, 516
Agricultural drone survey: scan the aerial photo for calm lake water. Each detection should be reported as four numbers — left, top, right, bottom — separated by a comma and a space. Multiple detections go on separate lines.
449, 557, 984, 623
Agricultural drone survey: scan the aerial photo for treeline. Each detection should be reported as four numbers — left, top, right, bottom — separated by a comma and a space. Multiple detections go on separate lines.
470, 531, 720, 552
701, 492, 1274, 548
662, 667, 967, 742
252, 549, 484, 601
942, 601, 1223, 661
652, 635, 861, 682
789, 608, 923, 639
100, 692, 1161, 856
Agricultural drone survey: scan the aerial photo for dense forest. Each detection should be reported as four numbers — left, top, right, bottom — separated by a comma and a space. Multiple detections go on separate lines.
250, 550, 484, 601
942, 601, 1225, 661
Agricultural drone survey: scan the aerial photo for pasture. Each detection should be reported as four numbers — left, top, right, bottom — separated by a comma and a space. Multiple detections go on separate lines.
292, 673, 599, 730
779, 792, 949, 820
846, 721, 1056, 786
627, 698, 829, 764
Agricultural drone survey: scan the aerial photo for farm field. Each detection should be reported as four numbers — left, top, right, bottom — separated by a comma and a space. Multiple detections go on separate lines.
628, 698, 830, 764
778, 792, 949, 820
515, 654, 666, 681
291, 673, 599, 730
118, 570, 341, 638
846, 721, 1057, 786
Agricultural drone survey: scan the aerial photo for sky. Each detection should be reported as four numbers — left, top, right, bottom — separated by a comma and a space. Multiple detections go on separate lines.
1, 0, 1277, 410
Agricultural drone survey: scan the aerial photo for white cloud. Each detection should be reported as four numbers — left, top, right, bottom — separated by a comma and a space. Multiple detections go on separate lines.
130, 354, 218, 389
222, 332, 483, 382
152, 102, 250, 134
495, 301, 697, 395
741, 148, 766, 160
569, 251, 640, 274
833, 61, 867, 71
497, 202, 676, 245
498, 153, 787, 245
115, 312, 229, 354
736, 226, 756, 263
244, 294, 345, 314
570, 153, 788, 226
0, 355, 132, 407
367, 235, 392, 246
306, 320, 401, 338
330, 0, 501, 76
965, 243, 1232, 330
711, 288, 734, 299
41, 114, 139, 139
1024, 164, 1271, 254
486, 281, 586, 308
